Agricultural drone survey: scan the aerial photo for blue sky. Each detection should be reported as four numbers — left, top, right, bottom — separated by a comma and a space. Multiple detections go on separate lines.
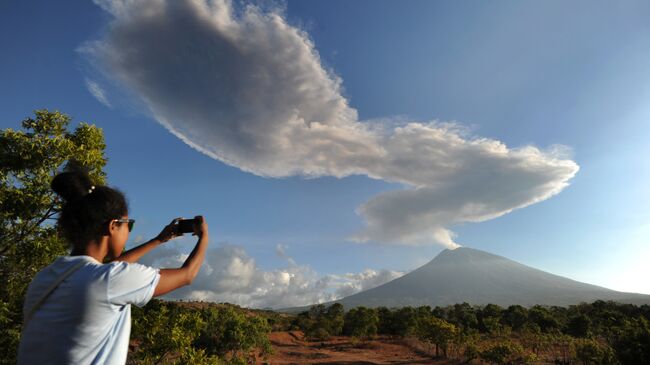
1, 0, 649, 307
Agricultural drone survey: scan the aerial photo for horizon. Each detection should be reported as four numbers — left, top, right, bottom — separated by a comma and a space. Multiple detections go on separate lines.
1, 0, 649, 308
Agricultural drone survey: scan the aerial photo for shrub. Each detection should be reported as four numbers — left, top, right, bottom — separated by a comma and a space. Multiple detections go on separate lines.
480, 340, 535, 365
573, 338, 617, 365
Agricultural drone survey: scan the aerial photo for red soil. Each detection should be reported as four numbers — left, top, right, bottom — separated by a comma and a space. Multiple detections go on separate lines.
262, 331, 457, 365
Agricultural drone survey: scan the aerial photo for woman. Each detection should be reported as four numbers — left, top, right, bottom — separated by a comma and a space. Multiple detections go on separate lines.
17, 166, 209, 364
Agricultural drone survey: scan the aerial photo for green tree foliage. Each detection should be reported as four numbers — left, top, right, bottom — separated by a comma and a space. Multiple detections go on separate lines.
343, 306, 378, 339
374, 305, 434, 337
130, 301, 220, 365
132, 301, 272, 365
479, 303, 504, 334
528, 305, 561, 333
417, 315, 458, 357
449, 302, 479, 331
567, 314, 592, 338
503, 305, 528, 331
610, 317, 650, 365
480, 340, 537, 365
294, 303, 345, 341
573, 338, 617, 365
0, 110, 107, 364
391, 306, 419, 337
304, 304, 330, 340
325, 303, 345, 336
195, 305, 272, 363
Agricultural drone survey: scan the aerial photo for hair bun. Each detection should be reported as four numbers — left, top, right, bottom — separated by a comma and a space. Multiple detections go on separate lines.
51, 162, 95, 202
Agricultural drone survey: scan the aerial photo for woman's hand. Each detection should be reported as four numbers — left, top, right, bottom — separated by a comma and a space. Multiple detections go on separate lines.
192, 215, 208, 238
155, 217, 182, 243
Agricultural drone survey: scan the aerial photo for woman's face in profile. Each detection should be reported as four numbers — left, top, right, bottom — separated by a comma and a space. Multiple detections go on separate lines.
108, 216, 130, 258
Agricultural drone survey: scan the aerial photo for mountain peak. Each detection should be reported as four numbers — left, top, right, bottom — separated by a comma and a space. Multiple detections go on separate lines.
331, 246, 650, 308
426, 246, 505, 266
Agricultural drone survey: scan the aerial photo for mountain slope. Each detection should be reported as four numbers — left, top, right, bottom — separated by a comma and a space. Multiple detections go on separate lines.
333, 247, 650, 308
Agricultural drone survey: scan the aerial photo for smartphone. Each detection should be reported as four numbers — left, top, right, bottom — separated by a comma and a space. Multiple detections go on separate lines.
176, 218, 197, 234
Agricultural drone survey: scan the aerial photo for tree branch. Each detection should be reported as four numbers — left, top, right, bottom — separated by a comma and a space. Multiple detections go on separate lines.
0, 204, 57, 256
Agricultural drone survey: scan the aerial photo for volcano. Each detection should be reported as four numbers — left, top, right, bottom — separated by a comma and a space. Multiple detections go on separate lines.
331, 247, 650, 308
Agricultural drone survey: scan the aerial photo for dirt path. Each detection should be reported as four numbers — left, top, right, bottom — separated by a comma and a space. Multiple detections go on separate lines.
263, 331, 456, 365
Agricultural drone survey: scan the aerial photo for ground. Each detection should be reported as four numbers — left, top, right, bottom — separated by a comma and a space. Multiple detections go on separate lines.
261, 331, 458, 365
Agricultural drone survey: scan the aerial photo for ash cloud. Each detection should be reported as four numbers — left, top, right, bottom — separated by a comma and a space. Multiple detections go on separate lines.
87, 0, 579, 248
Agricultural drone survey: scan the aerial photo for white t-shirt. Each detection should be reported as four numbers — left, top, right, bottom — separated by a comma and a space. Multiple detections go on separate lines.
17, 255, 161, 365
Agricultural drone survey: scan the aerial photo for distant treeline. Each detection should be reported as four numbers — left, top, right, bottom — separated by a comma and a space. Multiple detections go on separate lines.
291, 301, 650, 364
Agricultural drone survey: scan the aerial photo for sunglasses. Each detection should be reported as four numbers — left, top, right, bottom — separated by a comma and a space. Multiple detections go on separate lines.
113, 218, 135, 232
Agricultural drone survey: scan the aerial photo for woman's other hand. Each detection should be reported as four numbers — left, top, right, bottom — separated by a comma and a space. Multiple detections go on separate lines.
192, 215, 208, 238
155, 217, 182, 243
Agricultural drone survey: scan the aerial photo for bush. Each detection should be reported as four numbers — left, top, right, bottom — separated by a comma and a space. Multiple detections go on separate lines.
573, 338, 617, 365
480, 341, 536, 365
306, 327, 331, 341
130, 302, 272, 364
195, 305, 272, 363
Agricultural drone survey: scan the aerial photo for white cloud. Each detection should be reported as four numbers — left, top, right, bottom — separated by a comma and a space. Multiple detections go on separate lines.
139, 242, 402, 309
330, 269, 405, 298
275, 243, 296, 266
87, 0, 579, 248
84, 78, 112, 107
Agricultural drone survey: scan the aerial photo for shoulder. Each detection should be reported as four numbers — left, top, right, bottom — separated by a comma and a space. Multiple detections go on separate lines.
106, 261, 161, 307
30, 256, 101, 284
107, 261, 159, 281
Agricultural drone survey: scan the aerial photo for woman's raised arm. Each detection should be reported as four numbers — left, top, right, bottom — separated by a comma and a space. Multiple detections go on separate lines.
113, 218, 181, 263
153, 216, 209, 297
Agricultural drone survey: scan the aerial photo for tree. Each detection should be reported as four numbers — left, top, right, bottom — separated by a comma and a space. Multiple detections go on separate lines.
304, 304, 330, 340
0, 110, 107, 364
573, 338, 617, 365
567, 314, 592, 338
450, 302, 479, 332
298, 303, 345, 340
325, 303, 345, 336
528, 305, 560, 333
611, 317, 650, 365
503, 305, 528, 331
479, 303, 504, 334
391, 306, 419, 337
417, 316, 458, 358
376, 306, 396, 335
343, 307, 378, 339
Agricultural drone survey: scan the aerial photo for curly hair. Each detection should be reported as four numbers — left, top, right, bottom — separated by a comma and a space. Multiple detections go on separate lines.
51, 162, 128, 252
